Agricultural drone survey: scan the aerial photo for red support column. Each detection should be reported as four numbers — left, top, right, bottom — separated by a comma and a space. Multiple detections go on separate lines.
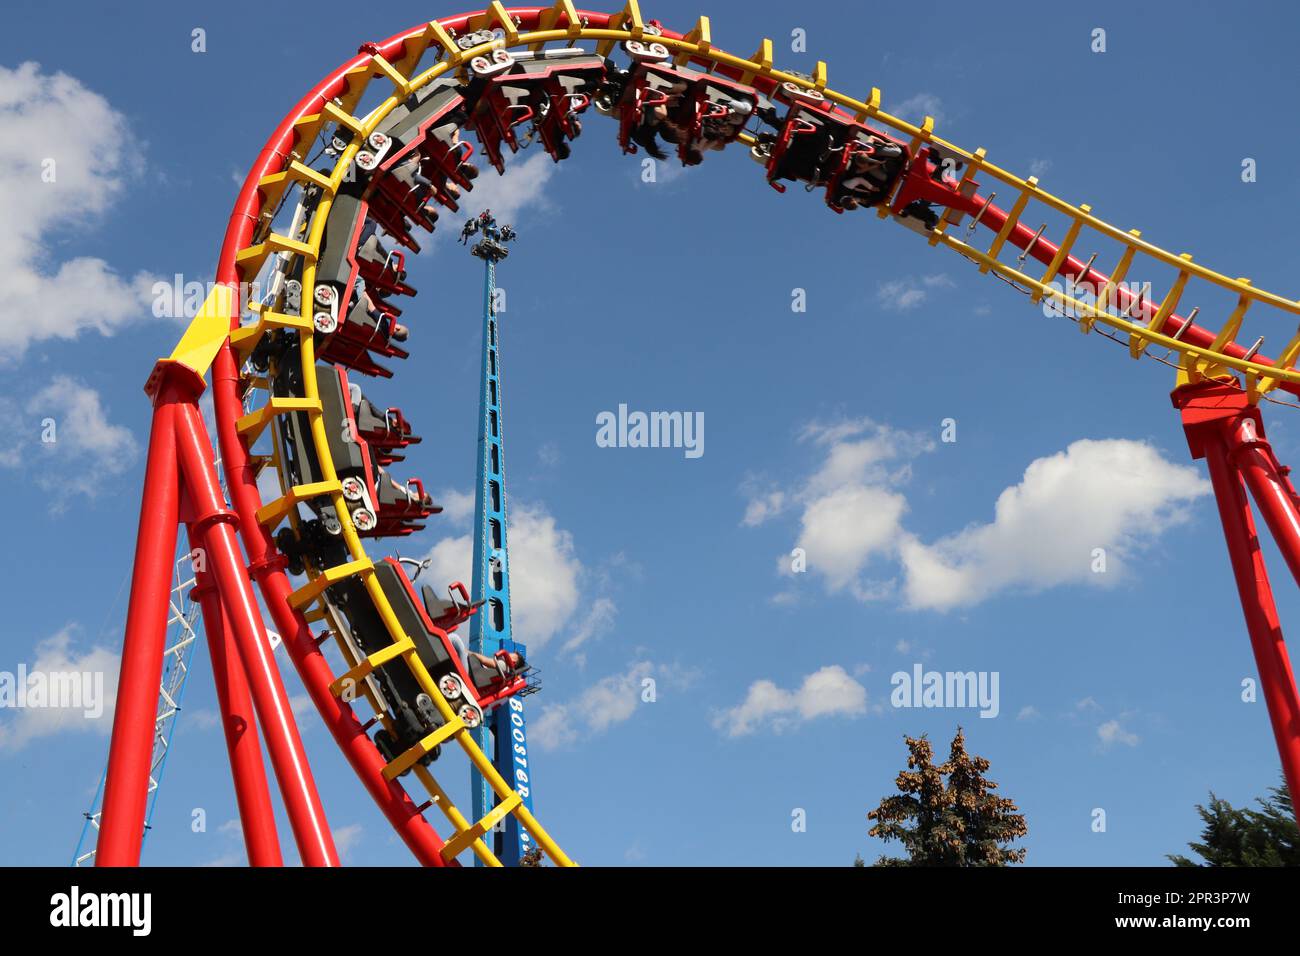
1223, 416, 1300, 590
98, 398, 181, 866
170, 391, 339, 866
187, 521, 284, 866
1176, 381, 1300, 824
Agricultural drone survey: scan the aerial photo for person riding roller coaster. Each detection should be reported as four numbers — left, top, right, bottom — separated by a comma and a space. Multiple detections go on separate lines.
447, 631, 526, 685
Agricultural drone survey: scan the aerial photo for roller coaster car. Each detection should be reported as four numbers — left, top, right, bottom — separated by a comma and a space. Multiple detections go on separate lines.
465, 48, 606, 171
886, 144, 981, 233
315, 286, 409, 380
370, 80, 480, 225
327, 559, 526, 774
377, 80, 479, 198
605, 40, 764, 166
314, 195, 416, 327
354, 395, 421, 467
276, 364, 435, 539
752, 81, 910, 213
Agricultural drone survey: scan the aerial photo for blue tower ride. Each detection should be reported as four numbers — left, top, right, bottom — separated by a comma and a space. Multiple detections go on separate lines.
461, 210, 536, 865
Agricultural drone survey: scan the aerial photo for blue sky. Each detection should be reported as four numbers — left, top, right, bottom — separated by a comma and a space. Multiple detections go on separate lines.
2, 0, 1299, 866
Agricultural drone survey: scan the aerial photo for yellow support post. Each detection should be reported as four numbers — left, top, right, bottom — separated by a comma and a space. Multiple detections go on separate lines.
254, 479, 342, 530
812, 60, 828, 92
853, 87, 881, 122
441, 793, 523, 862
330, 638, 415, 697
159, 285, 235, 386
383, 719, 466, 781
1130, 253, 1193, 358
675, 16, 711, 64
1033, 203, 1091, 301
979, 177, 1036, 273
531, 0, 582, 50
487, 1, 520, 44
740, 38, 773, 86
287, 558, 374, 610
1086, 230, 1142, 332
1255, 323, 1300, 397
235, 396, 320, 443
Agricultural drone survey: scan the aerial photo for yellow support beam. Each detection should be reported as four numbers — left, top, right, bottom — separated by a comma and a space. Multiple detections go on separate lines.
675, 16, 711, 64
254, 479, 342, 530
487, 1, 520, 44
1131, 254, 1193, 358
440, 793, 523, 862
1208, 283, 1255, 354
383, 718, 466, 781
229, 310, 313, 358
426, 19, 460, 60
1089, 231, 1142, 329
235, 233, 316, 279
161, 284, 235, 385
532, 0, 582, 50
287, 558, 374, 610
979, 177, 1036, 273
369, 55, 413, 96
812, 60, 828, 92
330, 637, 415, 697
852, 87, 881, 123
322, 100, 364, 135
740, 38, 773, 86
235, 396, 320, 443
1255, 323, 1300, 397
1033, 204, 1091, 301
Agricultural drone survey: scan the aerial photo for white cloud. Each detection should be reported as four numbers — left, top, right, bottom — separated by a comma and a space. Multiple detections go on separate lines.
793, 486, 907, 593
1029, 158, 1052, 177
434, 488, 475, 525
748, 424, 1204, 613
899, 439, 1210, 610
876, 274, 954, 312
0, 376, 140, 510
331, 823, 364, 861
422, 499, 588, 650
741, 489, 785, 527
0, 625, 120, 752
1097, 719, 1139, 749
561, 596, 618, 660
890, 92, 946, 125
714, 665, 867, 737
1017, 705, 1039, 721
458, 150, 557, 226
759, 418, 932, 600
531, 661, 653, 751
0, 62, 159, 358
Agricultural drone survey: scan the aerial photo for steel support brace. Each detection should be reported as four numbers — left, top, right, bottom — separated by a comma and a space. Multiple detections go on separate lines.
187, 529, 284, 866
97, 399, 181, 865
1175, 381, 1300, 824
101, 364, 337, 866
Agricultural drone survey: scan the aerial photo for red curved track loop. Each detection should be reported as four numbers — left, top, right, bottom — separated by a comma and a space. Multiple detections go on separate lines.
99, 8, 1300, 865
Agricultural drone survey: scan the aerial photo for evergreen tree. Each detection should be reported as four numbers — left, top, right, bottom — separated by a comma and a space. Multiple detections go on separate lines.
1168, 775, 1299, 866
946, 727, 1028, 865
865, 727, 1027, 866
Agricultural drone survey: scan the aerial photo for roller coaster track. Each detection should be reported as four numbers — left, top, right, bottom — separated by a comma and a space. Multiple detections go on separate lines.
100, 3, 1300, 866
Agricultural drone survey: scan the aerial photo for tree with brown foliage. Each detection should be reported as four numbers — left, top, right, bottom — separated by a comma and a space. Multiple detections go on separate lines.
864, 726, 1027, 866
518, 847, 544, 867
